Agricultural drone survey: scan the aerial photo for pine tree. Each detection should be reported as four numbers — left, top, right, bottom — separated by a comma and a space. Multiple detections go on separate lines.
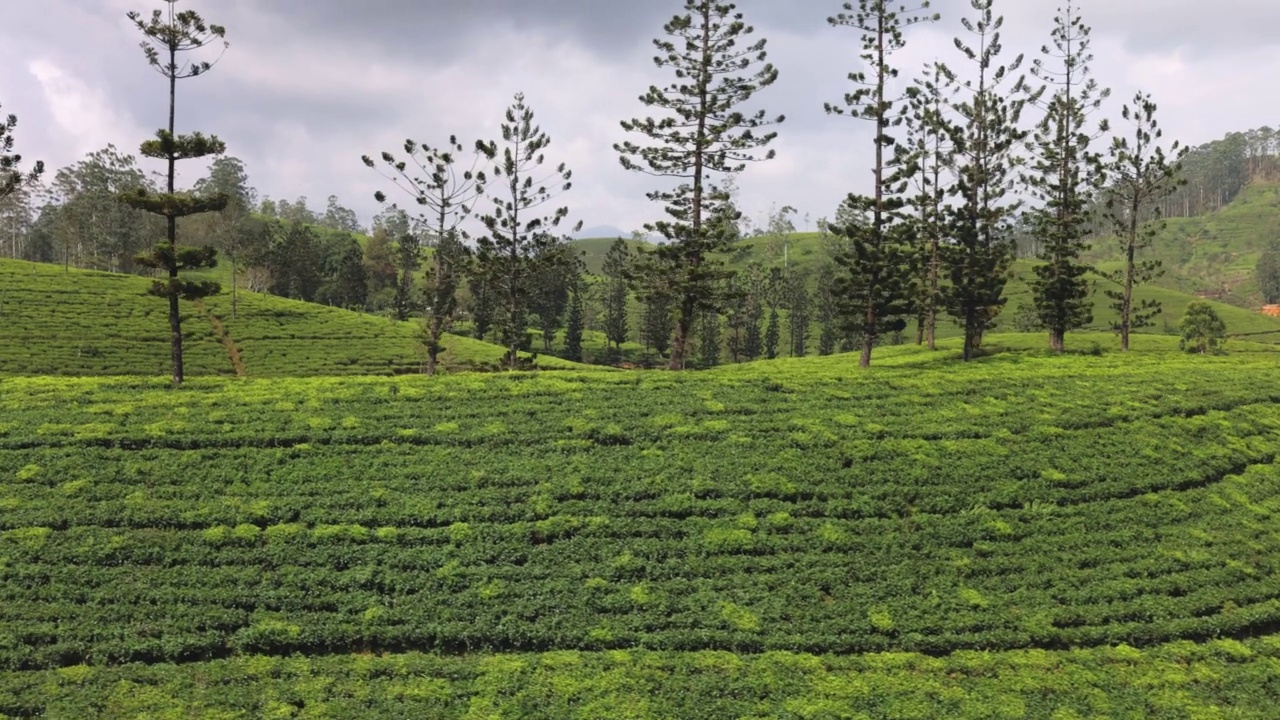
616, 0, 783, 369
826, 0, 937, 367
764, 306, 780, 360
816, 263, 841, 355
468, 271, 496, 342
364, 135, 486, 374
528, 242, 578, 352
0, 105, 43, 200
564, 277, 585, 363
903, 62, 954, 350
119, 0, 230, 385
1025, 2, 1108, 352
787, 271, 812, 357
392, 228, 422, 321
601, 238, 632, 357
474, 93, 580, 369
698, 308, 722, 367
938, 0, 1034, 361
1102, 93, 1187, 351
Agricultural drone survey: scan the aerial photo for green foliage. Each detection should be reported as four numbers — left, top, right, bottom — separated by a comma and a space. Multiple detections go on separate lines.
1102, 92, 1188, 350
601, 238, 631, 355
1257, 241, 1280, 304
474, 92, 581, 368
1179, 300, 1228, 354
0, 104, 44, 199
0, 258, 587, 376
563, 279, 585, 363
124, 0, 230, 384
615, 0, 783, 368
938, 0, 1034, 361
1025, 3, 1107, 352
825, 0, 937, 367
3, 345, 1280, 711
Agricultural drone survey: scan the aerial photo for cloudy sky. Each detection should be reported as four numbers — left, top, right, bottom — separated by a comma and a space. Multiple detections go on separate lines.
2, 0, 1277, 236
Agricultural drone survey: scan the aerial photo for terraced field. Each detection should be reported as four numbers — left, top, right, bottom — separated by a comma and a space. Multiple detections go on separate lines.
2, 346, 1280, 716
0, 259, 583, 376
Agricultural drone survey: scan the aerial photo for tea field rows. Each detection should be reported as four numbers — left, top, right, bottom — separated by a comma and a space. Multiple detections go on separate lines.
0, 259, 582, 376
2, 348, 1280, 716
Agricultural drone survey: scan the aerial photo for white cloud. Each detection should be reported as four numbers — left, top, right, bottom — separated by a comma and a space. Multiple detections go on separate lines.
27, 59, 142, 161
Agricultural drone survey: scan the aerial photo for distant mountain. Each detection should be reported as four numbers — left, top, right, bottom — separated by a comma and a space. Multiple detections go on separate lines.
572, 225, 629, 240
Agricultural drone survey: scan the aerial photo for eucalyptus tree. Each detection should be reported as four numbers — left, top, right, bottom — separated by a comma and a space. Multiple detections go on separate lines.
825, 0, 937, 367
365, 135, 487, 374
474, 92, 581, 368
192, 155, 256, 317
615, 0, 783, 369
1102, 93, 1186, 350
119, 0, 229, 384
1025, 2, 1109, 352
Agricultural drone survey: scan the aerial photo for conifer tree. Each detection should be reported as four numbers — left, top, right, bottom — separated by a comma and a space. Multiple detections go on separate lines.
816, 263, 841, 355
787, 271, 812, 357
0, 106, 43, 200
564, 277, 585, 363
698, 308, 722, 367
474, 93, 580, 369
1102, 93, 1186, 351
903, 63, 954, 350
1025, 3, 1108, 352
120, 0, 229, 384
364, 135, 487, 374
391, 228, 422, 321
601, 238, 632, 356
826, 0, 937, 367
939, 0, 1034, 361
616, 0, 783, 369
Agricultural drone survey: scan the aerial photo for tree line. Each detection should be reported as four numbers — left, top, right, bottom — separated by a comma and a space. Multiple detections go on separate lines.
0, 0, 1257, 382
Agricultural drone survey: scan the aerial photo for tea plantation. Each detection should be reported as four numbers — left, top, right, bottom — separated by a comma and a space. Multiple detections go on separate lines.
3, 344, 1280, 717
0, 259, 582, 376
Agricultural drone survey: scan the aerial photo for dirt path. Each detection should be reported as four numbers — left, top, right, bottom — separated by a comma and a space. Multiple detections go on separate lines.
196, 300, 246, 377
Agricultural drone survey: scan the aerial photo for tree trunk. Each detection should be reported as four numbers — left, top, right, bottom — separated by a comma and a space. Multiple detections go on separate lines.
167, 41, 183, 386
1121, 209, 1137, 352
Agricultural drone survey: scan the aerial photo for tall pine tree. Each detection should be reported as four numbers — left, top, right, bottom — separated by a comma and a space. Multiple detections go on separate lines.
903, 62, 954, 350
474, 93, 580, 368
616, 0, 783, 369
826, 0, 937, 367
601, 238, 632, 357
1102, 93, 1186, 351
1025, 2, 1108, 352
938, 0, 1034, 361
120, 0, 229, 384
364, 135, 487, 375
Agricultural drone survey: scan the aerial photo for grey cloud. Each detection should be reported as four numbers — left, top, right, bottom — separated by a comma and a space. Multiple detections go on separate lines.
4, 0, 1279, 234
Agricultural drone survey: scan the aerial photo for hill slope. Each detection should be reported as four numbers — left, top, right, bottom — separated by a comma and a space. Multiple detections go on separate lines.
571, 233, 1280, 346
1087, 181, 1280, 305
2, 346, 1280, 715
0, 259, 585, 376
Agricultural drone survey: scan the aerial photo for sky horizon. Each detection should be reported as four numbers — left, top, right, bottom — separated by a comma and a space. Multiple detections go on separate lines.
3, 0, 1278, 237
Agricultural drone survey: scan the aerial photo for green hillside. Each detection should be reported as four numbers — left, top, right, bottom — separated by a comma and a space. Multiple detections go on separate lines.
2, 344, 1280, 716
1086, 181, 1280, 306
0, 259, 586, 377
572, 233, 1280, 347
